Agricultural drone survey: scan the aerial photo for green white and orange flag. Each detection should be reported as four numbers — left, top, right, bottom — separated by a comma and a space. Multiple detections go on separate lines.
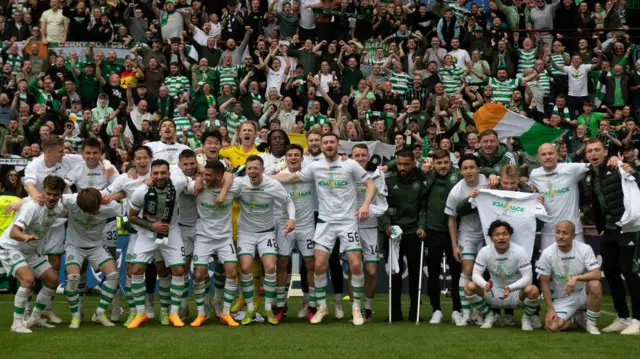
473, 103, 566, 155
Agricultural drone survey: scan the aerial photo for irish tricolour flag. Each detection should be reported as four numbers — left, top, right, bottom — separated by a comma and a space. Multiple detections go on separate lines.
473, 103, 566, 155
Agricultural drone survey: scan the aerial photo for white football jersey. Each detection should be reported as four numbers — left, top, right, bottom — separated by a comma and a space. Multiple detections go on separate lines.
473, 242, 532, 291
0, 199, 66, 252
445, 175, 488, 236
63, 194, 123, 247
194, 182, 241, 240
235, 175, 293, 233
536, 241, 600, 299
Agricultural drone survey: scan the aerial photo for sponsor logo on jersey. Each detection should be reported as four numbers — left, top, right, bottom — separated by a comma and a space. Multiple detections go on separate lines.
492, 201, 525, 213
317, 180, 349, 188
240, 198, 268, 209
200, 201, 231, 210
541, 186, 570, 197
561, 256, 576, 260
291, 190, 312, 198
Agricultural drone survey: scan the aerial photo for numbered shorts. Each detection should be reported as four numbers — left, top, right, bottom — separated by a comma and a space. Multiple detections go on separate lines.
483, 287, 523, 309
193, 235, 237, 266
0, 246, 51, 278
42, 224, 66, 256
127, 229, 185, 267
65, 244, 113, 270
237, 230, 277, 257
314, 221, 362, 254
179, 225, 196, 257
458, 232, 485, 261
102, 219, 118, 248
553, 288, 588, 321
276, 225, 315, 258
359, 227, 380, 263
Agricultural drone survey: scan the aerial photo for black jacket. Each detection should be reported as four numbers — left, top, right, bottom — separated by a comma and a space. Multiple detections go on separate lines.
3, 22, 31, 42
581, 161, 638, 232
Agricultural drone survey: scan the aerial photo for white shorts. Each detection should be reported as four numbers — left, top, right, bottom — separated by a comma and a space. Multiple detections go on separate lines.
483, 287, 523, 309
193, 235, 237, 266
276, 223, 315, 258
180, 225, 196, 257
314, 220, 362, 255
0, 246, 51, 278
102, 219, 118, 248
237, 230, 277, 257
541, 232, 584, 251
42, 224, 66, 256
128, 229, 185, 267
65, 244, 114, 271
458, 232, 484, 261
125, 233, 138, 263
359, 227, 380, 263
553, 288, 588, 321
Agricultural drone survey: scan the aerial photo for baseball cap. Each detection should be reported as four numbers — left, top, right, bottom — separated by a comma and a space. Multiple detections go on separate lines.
474, 26, 483, 32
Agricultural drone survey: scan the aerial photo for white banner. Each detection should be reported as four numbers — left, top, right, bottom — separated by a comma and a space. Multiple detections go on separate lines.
339, 140, 396, 167
48, 42, 134, 61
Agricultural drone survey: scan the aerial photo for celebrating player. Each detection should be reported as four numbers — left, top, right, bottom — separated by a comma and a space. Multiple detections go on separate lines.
273, 133, 376, 326
61, 189, 124, 329
464, 220, 541, 330
445, 154, 491, 326
190, 160, 241, 327
0, 176, 67, 333
126, 159, 197, 328
537, 220, 602, 335
235, 155, 295, 325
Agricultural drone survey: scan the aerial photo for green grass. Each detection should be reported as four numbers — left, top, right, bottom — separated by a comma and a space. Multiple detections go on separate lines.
0, 295, 638, 358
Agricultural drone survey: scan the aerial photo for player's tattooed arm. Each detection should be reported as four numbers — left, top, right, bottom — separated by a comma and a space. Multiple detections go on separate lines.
127, 207, 165, 233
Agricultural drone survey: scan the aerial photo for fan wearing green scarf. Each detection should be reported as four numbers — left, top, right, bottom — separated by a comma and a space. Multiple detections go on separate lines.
126, 159, 196, 329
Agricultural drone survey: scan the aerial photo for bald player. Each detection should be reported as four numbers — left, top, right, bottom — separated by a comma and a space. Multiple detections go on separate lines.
536, 221, 602, 335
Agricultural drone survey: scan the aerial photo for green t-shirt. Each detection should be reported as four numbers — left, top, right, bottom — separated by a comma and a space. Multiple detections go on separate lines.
277, 12, 299, 39
577, 112, 605, 138
614, 78, 624, 107
79, 74, 99, 99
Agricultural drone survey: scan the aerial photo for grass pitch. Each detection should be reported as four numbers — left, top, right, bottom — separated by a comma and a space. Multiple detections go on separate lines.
0, 295, 638, 359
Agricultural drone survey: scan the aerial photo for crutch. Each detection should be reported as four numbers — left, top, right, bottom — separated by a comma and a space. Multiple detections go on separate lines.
388, 235, 393, 324
416, 240, 425, 326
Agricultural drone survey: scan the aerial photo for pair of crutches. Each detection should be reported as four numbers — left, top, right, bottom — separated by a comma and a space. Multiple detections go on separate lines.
388, 232, 425, 326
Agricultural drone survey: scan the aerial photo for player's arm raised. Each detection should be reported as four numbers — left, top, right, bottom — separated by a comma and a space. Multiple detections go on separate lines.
271, 171, 303, 184
214, 172, 234, 205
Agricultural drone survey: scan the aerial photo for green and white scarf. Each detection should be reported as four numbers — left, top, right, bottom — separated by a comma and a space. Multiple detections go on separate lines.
143, 180, 176, 239
553, 105, 570, 120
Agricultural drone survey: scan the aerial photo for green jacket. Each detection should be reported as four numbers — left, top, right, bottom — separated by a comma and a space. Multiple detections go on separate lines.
379, 168, 427, 233
424, 168, 463, 232
477, 144, 517, 175
288, 48, 321, 76
495, 0, 530, 30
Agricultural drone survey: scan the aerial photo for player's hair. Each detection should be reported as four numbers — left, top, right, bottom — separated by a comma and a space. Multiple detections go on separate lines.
306, 128, 322, 139
488, 220, 514, 237
351, 143, 369, 153
458, 153, 480, 168
130, 144, 153, 160
239, 120, 257, 132
583, 100, 594, 107
396, 149, 414, 160
431, 149, 450, 160
205, 159, 226, 174
76, 188, 102, 214
42, 175, 66, 193
151, 159, 170, 170
202, 130, 222, 144
584, 138, 605, 148
478, 129, 498, 141
500, 164, 520, 179
267, 129, 290, 149
81, 137, 101, 151
159, 118, 175, 129
322, 132, 340, 142
245, 154, 264, 166
285, 144, 304, 156
179, 149, 196, 161
42, 136, 64, 150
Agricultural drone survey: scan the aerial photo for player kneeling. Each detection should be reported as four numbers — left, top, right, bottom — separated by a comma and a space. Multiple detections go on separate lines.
464, 220, 541, 330
62, 188, 124, 329
190, 160, 240, 327
537, 220, 602, 335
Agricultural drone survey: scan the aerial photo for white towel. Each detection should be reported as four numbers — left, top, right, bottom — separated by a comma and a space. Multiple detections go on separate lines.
389, 226, 403, 275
